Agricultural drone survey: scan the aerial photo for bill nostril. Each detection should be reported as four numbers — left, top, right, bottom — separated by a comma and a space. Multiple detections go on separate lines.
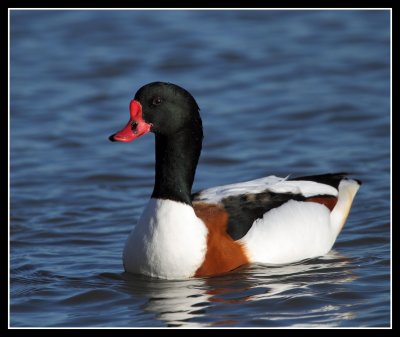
131, 121, 138, 130
131, 121, 139, 134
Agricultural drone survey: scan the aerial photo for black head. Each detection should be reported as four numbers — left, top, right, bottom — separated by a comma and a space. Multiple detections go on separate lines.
109, 82, 201, 142
136, 82, 201, 136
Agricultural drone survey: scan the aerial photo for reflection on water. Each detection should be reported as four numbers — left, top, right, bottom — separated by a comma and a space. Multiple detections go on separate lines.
121, 251, 357, 327
123, 276, 211, 327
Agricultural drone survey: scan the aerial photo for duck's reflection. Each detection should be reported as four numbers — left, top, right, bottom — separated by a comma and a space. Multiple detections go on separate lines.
122, 250, 357, 327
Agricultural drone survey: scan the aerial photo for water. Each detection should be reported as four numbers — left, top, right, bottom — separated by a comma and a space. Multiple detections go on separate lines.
10, 10, 390, 327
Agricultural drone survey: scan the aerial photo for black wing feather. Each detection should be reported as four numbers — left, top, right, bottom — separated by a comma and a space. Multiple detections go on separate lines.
221, 191, 307, 240
290, 172, 348, 189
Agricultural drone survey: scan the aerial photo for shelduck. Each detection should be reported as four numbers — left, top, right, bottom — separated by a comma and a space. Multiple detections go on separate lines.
109, 82, 361, 280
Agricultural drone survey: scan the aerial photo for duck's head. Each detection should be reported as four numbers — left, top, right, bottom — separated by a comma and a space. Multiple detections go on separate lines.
109, 82, 201, 142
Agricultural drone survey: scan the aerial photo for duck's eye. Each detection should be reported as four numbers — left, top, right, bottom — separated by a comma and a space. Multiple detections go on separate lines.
152, 97, 162, 106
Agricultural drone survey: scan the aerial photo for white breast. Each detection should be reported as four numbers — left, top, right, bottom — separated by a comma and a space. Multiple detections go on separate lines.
123, 198, 208, 279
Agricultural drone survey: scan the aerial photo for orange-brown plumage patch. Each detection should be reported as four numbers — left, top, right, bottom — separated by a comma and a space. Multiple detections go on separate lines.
306, 196, 338, 211
193, 203, 249, 277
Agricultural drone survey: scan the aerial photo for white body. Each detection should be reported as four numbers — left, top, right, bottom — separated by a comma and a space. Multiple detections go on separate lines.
123, 177, 360, 279
240, 179, 360, 264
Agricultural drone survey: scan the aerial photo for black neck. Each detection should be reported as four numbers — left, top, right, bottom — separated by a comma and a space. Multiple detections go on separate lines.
151, 124, 203, 205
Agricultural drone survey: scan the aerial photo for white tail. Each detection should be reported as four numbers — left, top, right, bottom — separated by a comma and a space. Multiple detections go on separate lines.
330, 179, 361, 236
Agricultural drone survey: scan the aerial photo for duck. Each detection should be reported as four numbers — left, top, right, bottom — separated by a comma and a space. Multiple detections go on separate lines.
109, 82, 361, 280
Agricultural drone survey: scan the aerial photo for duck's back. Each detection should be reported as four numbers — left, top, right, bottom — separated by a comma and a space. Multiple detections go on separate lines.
192, 173, 361, 266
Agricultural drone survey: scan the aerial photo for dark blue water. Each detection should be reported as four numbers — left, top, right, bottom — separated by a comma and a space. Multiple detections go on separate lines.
10, 10, 390, 327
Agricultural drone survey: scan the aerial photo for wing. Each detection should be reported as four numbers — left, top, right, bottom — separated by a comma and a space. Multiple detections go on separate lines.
192, 173, 345, 241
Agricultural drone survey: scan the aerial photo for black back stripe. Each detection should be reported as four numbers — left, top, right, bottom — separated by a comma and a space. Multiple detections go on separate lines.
290, 172, 348, 189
